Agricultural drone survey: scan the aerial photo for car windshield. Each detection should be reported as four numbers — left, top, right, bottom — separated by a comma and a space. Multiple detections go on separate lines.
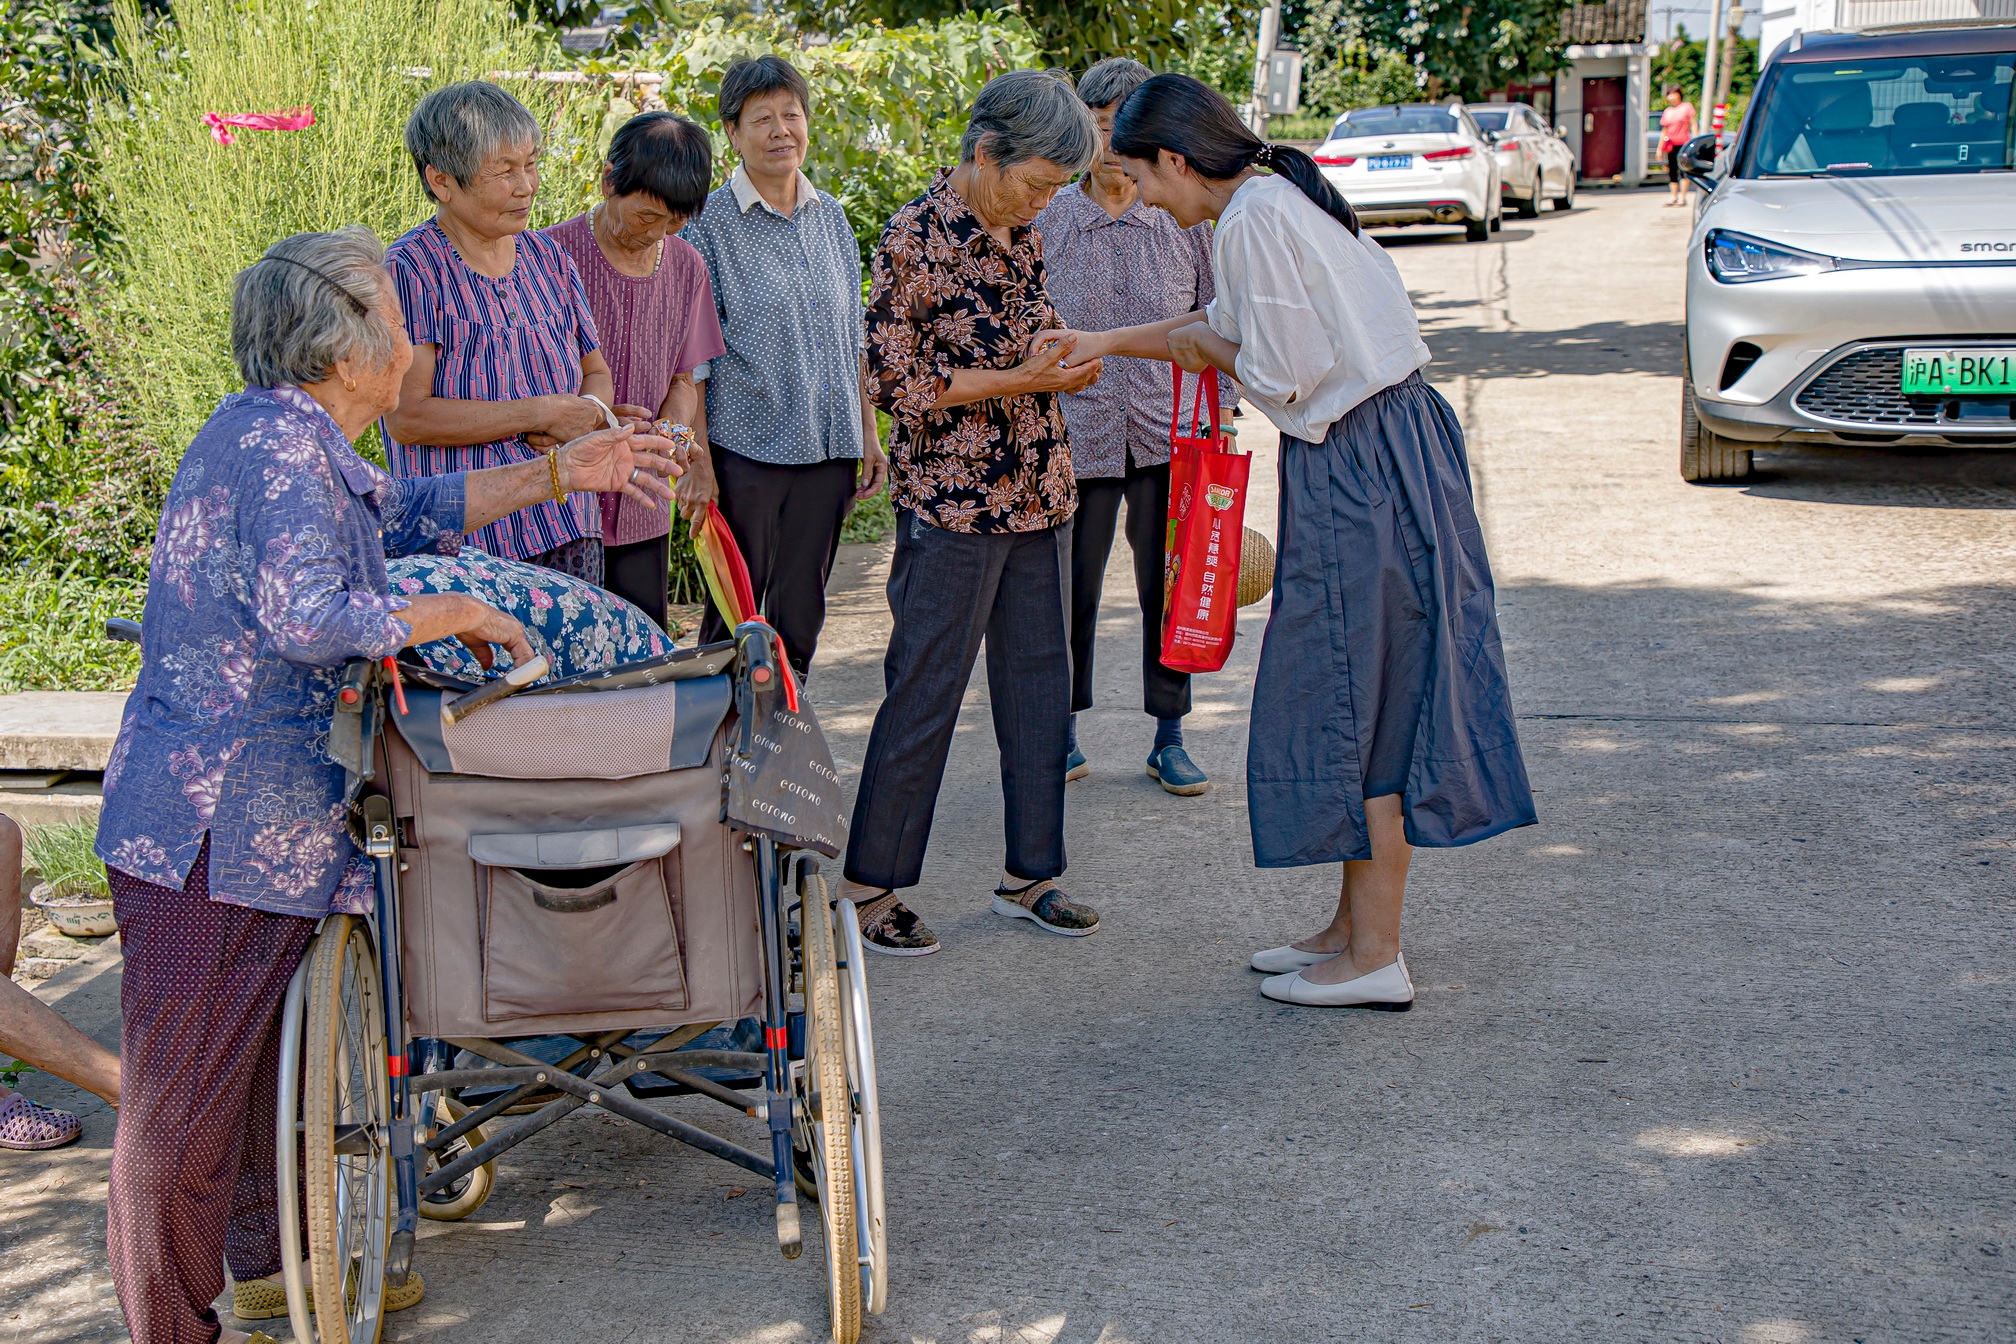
1333, 106, 1460, 137
1738, 49, 2016, 177
1468, 108, 1513, 132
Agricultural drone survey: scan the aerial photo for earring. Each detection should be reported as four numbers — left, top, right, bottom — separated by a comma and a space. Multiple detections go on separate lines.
343, 377, 357, 392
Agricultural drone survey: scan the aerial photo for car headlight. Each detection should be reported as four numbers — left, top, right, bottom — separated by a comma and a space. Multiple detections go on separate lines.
1704, 229, 1837, 283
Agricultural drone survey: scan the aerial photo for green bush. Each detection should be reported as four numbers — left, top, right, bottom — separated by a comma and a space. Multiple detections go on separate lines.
0, 571, 144, 693
23, 819, 108, 900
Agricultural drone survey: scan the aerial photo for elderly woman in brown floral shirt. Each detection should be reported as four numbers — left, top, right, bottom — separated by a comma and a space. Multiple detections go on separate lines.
841, 69, 1103, 957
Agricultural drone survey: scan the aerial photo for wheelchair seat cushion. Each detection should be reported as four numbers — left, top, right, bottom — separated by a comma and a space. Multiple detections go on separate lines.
387, 549, 674, 684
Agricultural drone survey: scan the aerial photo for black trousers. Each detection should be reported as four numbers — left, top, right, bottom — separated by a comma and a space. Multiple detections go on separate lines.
1072, 459, 1191, 721
697, 448, 855, 676
604, 534, 670, 630
844, 511, 1072, 891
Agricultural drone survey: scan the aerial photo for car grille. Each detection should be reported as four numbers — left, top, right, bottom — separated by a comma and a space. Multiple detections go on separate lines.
1793, 348, 1942, 427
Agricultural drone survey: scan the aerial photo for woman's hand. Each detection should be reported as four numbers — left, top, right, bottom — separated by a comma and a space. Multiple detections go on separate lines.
855, 440, 889, 500
558, 425, 682, 506
532, 394, 614, 447
1013, 333, 1102, 395
402, 594, 534, 671
672, 440, 717, 525
1166, 320, 1241, 377
1027, 328, 1111, 369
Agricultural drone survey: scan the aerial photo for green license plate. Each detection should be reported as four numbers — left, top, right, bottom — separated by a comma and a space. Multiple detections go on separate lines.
1901, 347, 2016, 396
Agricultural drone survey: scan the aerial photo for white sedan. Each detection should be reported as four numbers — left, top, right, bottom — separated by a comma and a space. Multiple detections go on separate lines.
1312, 103, 1502, 241
1465, 101, 1577, 216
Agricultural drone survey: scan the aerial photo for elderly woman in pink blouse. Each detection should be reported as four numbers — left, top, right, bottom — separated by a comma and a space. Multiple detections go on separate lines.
545, 112, 727, 627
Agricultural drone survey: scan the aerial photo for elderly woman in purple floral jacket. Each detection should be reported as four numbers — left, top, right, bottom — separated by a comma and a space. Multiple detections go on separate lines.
92, 225, 680, 1344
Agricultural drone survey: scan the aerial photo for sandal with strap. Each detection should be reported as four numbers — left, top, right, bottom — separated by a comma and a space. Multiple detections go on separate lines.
854, 891, 941, 956
991, 879, 1100, 937
232, 1269, 425, 1319
0, 1092, 82, 1151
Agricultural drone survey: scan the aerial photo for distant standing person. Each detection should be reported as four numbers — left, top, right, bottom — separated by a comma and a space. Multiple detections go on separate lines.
1042, 74, 1536, 1009
682, 56, 887, 675
1660, 86, 1697, 207
546, 111, 727, 627
1034, 57, 1231, 798
384, 81, 617, 584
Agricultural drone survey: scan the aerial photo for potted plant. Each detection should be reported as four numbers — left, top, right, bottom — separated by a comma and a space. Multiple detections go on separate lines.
24, 820, 116, 938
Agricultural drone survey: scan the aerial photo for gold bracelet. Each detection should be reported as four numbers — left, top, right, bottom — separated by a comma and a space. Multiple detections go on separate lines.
546, 448, 566, 504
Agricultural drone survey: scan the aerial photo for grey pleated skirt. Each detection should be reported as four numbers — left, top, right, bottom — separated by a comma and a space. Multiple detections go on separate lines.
1246, 372, 1536, 867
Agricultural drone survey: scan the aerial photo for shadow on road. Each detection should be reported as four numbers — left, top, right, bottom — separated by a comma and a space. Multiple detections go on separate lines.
1741, 445, 2016, 510
1420, 317, 1685, 379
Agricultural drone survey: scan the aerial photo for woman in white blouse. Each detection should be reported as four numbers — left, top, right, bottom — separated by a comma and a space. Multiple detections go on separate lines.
1043, 74, 1536, 1009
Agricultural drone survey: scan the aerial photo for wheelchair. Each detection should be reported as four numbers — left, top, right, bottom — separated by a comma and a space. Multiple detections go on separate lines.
212, 620, 887, 1344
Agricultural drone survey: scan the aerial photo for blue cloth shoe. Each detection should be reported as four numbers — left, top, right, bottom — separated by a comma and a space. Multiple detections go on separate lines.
1065, 747, 1089, 782
1146, 745, 1209, 796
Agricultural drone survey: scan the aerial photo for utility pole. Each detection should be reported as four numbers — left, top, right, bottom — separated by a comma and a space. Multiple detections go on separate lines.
1699, 0, 1727, 130
1715, 4, 1747, 129
1654, 5, 1687, 41
1249, 0, 1281, 138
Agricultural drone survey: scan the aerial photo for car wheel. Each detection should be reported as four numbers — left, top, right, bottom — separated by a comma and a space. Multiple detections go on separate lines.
1680, 370, 1753, 483
1551, 178, 1575, 211
1465, 214, 1490, 242
1490, 207, 1503, 232
1512, 192, 1541, 218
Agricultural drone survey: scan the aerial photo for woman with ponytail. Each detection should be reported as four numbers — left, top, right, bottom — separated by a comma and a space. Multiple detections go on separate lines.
1042, 73, 1535, 1010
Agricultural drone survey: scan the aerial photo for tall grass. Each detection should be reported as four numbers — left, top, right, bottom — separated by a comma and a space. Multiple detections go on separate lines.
23, 819, 108, 899
95, 0, 603, 465
0, 571, 144, 692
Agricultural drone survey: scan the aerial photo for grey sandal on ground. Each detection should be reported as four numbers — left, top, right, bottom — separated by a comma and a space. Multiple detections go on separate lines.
855, 891, 941, 956
991, 879, 1100, 936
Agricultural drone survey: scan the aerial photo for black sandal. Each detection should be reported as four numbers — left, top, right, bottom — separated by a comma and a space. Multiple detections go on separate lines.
855, 891, 941, 956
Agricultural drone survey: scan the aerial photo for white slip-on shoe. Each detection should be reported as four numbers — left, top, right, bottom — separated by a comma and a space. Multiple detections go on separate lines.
1260, 953, 1414, 1010
1249, 944, 1338, 974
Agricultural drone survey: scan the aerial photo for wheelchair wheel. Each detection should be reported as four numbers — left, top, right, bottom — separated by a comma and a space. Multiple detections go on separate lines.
793, 867, 863, 1344
418, 1095, 497, 1222
298, 915, 394, 1344
833, 899, 888, 1316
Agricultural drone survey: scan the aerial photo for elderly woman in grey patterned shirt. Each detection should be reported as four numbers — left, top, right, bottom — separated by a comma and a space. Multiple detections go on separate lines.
681, 55, 888, 676
1034, 57, 1234, 799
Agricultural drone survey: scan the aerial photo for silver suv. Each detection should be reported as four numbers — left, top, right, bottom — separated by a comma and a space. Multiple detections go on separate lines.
1676, 25, 2016, 482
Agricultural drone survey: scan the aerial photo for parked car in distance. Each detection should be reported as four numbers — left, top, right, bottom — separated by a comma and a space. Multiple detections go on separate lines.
1313, 103, 1502, 241
1467, 102, 1578, 215
1676, 24, 2016, 483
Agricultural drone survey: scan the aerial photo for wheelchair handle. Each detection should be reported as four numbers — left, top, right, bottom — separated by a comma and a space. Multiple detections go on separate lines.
105, 617, 143, 644
441, 654, 550, 725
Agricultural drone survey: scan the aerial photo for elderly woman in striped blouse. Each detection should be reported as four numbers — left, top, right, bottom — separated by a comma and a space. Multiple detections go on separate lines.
382, 80, 634, 585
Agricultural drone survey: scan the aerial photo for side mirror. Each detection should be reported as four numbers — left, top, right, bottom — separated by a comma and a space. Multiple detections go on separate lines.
1678, 132, 1721, 189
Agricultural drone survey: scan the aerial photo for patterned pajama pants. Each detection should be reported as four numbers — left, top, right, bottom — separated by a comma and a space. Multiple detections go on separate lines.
107, 840, 316, 1344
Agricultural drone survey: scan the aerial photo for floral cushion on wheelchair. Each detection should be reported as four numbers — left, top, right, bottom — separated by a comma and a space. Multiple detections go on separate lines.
387, 549, 674, 684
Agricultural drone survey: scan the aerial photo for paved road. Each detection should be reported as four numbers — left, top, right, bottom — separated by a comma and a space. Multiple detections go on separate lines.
5, 189, 2013, 1344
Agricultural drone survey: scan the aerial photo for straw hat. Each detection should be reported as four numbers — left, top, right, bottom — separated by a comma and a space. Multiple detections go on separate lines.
1237, 527, 1274, 607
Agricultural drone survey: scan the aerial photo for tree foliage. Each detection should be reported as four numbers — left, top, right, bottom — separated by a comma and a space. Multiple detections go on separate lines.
1294, 0, 1421, 118
1353, 0, 1572, 103
783, 0, 1202, 67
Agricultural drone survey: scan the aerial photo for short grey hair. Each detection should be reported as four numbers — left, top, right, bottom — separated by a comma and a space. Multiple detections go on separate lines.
231, 226, 397, 388
1077, 58, 1153, 111
405, 81, 542, 202
958, 69, 1099, 173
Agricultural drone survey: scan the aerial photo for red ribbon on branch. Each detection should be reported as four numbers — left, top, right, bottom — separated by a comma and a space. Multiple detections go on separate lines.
201, 106, 316, 146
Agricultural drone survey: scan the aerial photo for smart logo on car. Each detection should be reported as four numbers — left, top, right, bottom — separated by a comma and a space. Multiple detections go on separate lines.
1960, 241, 2016, 253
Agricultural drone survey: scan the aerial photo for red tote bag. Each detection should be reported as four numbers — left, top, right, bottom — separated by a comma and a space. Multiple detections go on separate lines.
1160, 366, 1251, 674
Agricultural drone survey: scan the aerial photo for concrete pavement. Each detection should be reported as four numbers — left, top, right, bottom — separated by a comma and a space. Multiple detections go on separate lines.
3, 188, 2012, 1344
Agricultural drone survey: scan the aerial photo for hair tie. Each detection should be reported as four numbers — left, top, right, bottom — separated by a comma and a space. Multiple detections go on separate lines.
259, 252, 370, 316
1252, 143, 1277, 168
